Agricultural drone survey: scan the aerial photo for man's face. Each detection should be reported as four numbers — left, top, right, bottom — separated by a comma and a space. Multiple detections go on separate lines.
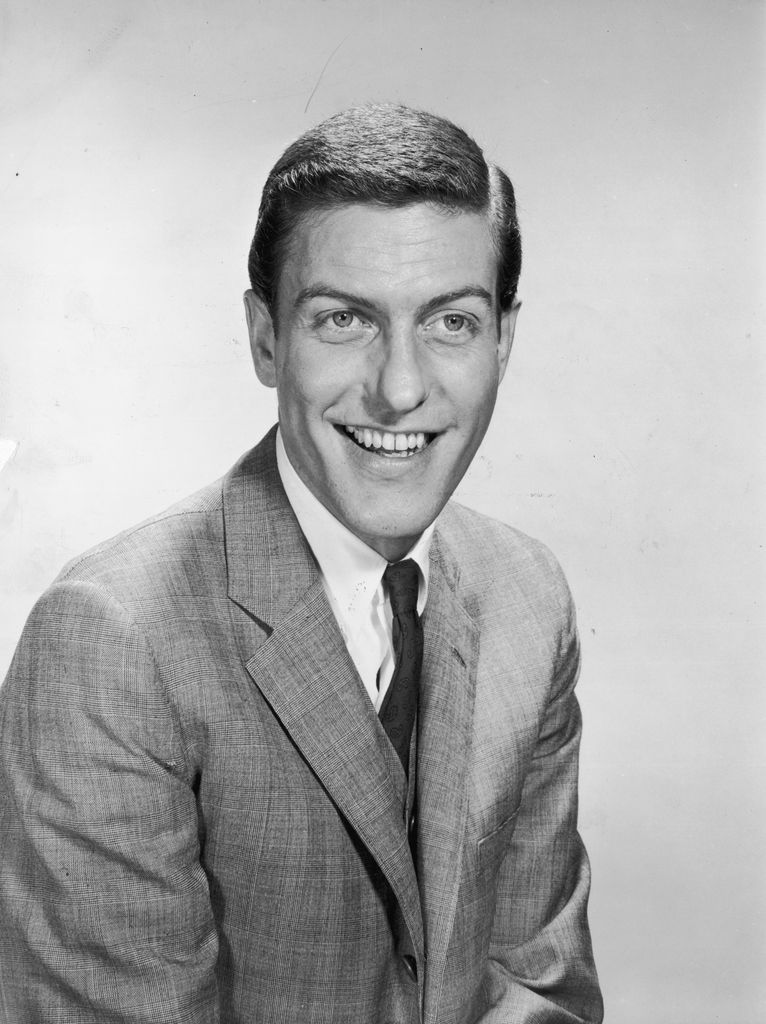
245, 202, 518, 561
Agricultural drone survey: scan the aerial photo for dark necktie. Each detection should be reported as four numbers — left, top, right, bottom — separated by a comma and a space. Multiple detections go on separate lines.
378, 559, 423, 777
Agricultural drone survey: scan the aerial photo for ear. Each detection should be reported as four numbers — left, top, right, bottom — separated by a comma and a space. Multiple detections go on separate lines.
244, 289, 278, 388
497, 299, 521, 383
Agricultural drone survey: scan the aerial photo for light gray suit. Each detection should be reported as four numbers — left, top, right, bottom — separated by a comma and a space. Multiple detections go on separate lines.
0, 427, 602, 1022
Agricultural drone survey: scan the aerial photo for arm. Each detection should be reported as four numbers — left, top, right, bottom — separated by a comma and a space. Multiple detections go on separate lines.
0, 580, 219, 1023
480, 582, 603, 1023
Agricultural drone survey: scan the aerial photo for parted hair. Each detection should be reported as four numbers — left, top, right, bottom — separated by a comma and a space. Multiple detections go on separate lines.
247, 104, 522, 315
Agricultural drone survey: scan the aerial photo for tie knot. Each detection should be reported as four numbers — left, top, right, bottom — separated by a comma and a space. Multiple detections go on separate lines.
384, 559, 420, 617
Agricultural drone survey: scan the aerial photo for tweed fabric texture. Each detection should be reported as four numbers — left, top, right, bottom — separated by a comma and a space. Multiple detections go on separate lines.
0, 426, 603, 1023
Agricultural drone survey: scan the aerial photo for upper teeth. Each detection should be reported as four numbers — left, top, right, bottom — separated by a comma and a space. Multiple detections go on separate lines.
345, 426, 428, 454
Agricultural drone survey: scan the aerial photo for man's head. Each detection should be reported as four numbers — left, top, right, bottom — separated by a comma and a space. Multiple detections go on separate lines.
244, 104, 522, 561
248, 104, 521, 320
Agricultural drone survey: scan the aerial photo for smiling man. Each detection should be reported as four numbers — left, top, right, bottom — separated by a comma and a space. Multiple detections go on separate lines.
245, 201, 514, 560
0, 105, 603, 1023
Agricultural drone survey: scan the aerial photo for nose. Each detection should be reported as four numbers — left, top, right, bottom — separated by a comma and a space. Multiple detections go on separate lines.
365, 327, 428, 422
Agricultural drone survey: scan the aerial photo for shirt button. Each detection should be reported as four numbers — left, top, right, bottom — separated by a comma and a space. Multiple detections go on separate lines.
401, 953, 417, 982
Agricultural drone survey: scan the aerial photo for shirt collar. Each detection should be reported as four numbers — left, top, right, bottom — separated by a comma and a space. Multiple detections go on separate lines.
275, 428, 434, 617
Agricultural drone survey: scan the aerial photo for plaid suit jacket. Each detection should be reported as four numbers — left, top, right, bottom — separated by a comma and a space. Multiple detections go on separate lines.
0, 427, 602, 1023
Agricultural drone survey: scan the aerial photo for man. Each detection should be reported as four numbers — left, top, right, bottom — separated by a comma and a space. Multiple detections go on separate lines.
0, 105, 602, 1022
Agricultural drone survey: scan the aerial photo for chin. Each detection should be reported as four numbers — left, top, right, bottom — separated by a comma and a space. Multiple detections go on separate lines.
351, 510, 436, 557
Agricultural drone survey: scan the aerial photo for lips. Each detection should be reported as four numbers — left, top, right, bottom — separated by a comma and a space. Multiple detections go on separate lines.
342, 425, 431, 457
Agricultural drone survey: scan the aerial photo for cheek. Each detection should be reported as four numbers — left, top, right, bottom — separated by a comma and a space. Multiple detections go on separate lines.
449, 361, 500, 423
279, 345, 356, 411
276, 359, 322, 415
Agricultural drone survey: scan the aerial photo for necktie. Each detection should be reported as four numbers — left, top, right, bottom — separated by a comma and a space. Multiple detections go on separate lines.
378, 559, 423, 776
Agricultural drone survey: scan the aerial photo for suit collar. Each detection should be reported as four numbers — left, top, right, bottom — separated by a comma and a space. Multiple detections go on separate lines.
417, 549, 479, 1008
224, 425, 453, 626
224, 425, 319, 626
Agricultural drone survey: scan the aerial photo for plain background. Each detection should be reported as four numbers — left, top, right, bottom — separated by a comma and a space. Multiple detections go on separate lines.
1, 1, 763, 1019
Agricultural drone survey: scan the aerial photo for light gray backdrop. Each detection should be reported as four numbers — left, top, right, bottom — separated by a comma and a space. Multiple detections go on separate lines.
1, 1, 763, 1020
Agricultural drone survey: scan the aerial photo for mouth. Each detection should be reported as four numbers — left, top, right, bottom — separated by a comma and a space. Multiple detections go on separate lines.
340, 424, 434, 458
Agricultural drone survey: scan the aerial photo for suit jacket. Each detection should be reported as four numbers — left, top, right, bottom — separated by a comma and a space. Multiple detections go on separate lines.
0, 427, 602, 1023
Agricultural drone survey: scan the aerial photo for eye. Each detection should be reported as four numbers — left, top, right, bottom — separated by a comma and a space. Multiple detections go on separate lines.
442, 314, 467, 332
313, 308, 375, 345
423, 310, 479, 344
318, 309, 369, 332
331, 310, 356, 328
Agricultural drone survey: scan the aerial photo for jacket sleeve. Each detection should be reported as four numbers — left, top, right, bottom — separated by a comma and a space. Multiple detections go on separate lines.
0, 579, 220, 1024
479, 569, 604, 1023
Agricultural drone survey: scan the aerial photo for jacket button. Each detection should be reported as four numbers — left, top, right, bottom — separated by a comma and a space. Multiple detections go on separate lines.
401, 954, 417, 982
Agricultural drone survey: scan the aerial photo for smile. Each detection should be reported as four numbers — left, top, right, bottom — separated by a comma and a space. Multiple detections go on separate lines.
342, 425, 431, 458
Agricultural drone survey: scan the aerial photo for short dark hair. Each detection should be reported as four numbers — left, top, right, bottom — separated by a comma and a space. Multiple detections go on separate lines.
247, 104, 522, 316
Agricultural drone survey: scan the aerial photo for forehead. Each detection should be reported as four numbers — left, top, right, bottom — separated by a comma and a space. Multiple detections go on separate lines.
278, 202, 498, 309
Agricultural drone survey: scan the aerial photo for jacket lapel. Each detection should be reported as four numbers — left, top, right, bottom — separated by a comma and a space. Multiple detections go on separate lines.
222, 429, 423, 955
417, 532, 480, 1013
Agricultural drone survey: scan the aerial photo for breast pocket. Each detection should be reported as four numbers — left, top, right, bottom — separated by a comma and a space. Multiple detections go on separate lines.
476, 805, 521, 875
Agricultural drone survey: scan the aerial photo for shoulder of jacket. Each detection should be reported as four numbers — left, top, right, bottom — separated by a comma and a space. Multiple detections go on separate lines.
54, 476, 226, 598
436, 500, 574, 612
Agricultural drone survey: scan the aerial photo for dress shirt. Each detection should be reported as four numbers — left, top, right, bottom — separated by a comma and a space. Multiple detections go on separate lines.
276, 429, 433, 710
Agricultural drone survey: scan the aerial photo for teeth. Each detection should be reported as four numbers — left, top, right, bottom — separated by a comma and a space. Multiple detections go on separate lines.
344, 425, 430, 455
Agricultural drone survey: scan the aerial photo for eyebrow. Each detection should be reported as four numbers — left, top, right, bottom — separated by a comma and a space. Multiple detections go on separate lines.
415, 287, 494, 320
293, 284, 495, 319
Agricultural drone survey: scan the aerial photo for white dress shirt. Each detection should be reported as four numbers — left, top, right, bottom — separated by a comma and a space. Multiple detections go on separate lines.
276, 429, 433, 710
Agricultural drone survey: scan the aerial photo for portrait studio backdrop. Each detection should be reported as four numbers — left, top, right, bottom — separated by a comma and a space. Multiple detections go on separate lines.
1, 1, 763, 1020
